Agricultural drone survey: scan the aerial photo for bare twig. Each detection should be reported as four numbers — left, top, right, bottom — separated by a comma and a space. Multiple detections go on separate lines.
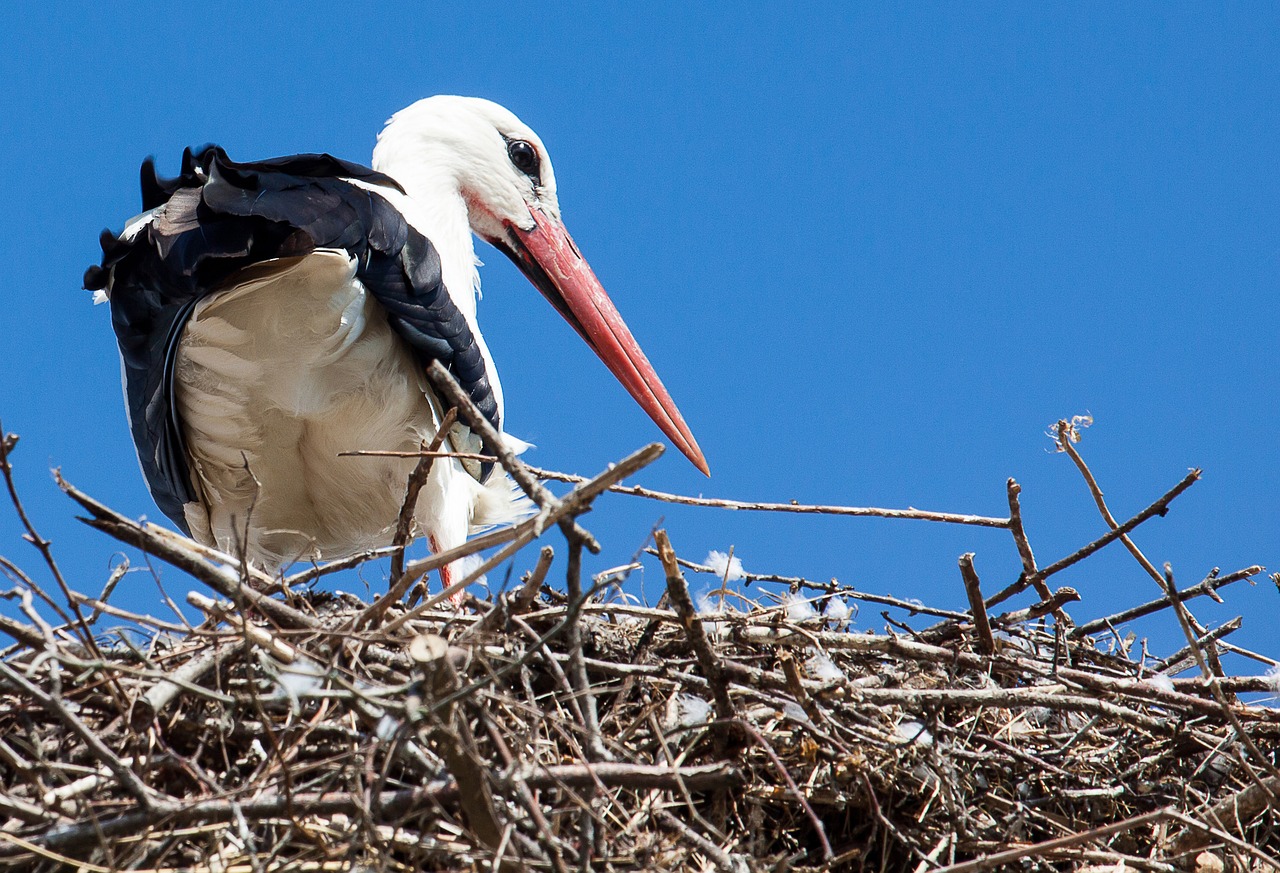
0, 430, 120, 695
377, 444, 663, 634
1149, 616, 1243, 675
390, 406, 457, 582
1005, 479, 1040, 585
932, 807, 1175, 873
1074, 565, 1263, 637
529, 464, 1011, 528
59, 475, 319, 632
565, 537, 608, 763
958, 553, 995, 655
656, 530, 735, 722
1157, 564, 1280, 786
425, 360, 599, 553
1054, 419, 1181, 592
474, 545, 554, 635
986, 467, 1200, 608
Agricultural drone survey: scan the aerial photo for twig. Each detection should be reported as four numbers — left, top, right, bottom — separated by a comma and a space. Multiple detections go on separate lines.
985, 467, 1200, 609
1157, 564, 1280, 785
187, 592, 297, 663
652, 548, 968, 620
1074, 565, 1262, 637
1148, 617, 1243, 675
655, 530, 735, 722
282, 545, 404, 588
1054, 418, 1181, 591
58, 474, 317, 631
131, 640, 240, 729
0, 430, 121, 696
377, 444, 663, 634
475, 545, 554, 635
86, 560, 129, 625
528, 465, 1011, 528
425, 360, 599, 553
992, 587, 1081, 627
931, 806, 1175, 873
1005, 479, 1044, 594
390, 407, 457, 582
958, 553, 995, 655
337, 448, 491, 462
358, 523, 526, 627
565, 537, 609, 763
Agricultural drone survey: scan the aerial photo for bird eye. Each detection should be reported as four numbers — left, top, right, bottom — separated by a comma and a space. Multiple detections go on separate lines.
507, 140, 539, 176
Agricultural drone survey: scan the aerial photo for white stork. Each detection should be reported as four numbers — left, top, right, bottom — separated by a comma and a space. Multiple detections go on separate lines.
86, 96, 707, 579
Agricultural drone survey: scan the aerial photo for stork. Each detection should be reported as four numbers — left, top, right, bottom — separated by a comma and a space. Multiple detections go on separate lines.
85, 96, 707, 579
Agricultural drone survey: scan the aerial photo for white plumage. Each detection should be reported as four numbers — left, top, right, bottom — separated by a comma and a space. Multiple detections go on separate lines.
91, 96, 707, 582
175, 250, 527, 570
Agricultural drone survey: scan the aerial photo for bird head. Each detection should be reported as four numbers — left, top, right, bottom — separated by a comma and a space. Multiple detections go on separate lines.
373, 96, 709, 476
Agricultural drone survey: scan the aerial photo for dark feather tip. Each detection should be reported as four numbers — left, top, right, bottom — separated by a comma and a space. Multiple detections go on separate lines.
99, 228, 120, 254
140, 157, 165, 211
84, 264, 107, 290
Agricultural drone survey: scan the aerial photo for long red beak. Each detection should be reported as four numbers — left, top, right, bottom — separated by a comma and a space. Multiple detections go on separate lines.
497, 208, 709, 476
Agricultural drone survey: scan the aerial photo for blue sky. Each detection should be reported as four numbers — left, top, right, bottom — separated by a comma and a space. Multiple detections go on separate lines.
0, 5, 1276, 663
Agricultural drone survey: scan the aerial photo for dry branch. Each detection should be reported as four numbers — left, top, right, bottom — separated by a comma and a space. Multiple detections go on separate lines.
0, 420, 1274, 871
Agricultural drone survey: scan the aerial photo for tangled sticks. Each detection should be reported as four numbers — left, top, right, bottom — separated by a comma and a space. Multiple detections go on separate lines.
0, 401, 1276, 871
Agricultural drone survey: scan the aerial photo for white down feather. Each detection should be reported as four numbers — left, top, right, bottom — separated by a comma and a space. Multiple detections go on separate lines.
174, 249, 531, 571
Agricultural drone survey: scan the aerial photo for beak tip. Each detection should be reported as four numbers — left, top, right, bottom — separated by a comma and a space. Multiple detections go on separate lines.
681, 443, 711, 477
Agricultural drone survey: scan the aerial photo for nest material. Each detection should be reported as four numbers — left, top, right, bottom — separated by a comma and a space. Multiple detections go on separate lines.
0, 417, 1278, 872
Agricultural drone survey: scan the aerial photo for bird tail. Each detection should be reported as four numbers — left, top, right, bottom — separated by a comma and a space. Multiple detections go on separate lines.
469, 433, 537, 533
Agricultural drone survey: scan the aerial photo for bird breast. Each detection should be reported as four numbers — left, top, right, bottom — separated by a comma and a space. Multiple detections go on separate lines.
174, 250, 442, 568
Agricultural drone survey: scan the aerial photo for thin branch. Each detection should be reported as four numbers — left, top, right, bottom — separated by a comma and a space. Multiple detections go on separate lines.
565, 537, 608, 763
425, 360, 599, 553
474, 545, 554, 635
931, 807, 1175, 873
528, 464, 1011, 528
0, 430, 120, 693
653, 549, 968, 620
958, 553, 995, 655
1054, 419, 1176, 591
1004, 479, 1040, 584
376, 444, 663, 634
1148, 616, 1243, 675
58, 475, 318, 632
1073, 565, 1262, 637
1157, 564, 1280, 785
390, 406, 457, 582
985, 467, 1200, 609
655, 530, 736, 723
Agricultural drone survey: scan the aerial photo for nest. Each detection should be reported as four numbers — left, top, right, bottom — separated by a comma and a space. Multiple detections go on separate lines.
0, 413, 1278, 872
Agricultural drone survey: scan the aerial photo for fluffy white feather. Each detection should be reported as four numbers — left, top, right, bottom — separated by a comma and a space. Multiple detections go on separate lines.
704, 549, 746, 582
176, 250, 530, 572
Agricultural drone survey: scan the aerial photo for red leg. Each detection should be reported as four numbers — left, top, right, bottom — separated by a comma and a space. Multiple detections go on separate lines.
428, 534, 453, 592
427, 533, 467, 605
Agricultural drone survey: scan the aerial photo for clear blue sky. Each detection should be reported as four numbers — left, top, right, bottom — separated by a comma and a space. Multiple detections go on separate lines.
0, 5, 1276, 662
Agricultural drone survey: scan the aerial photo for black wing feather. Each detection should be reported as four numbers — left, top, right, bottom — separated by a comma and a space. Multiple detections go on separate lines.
86, 146, 498, 532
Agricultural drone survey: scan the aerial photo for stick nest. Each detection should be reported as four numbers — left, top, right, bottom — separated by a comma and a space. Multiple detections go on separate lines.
0, 417, 1278, 872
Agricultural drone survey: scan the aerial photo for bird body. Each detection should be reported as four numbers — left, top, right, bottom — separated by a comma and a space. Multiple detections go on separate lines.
87, 97, 706, 576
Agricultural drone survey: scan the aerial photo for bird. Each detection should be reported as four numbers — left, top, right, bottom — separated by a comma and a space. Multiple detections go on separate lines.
85, 96, 708, 581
